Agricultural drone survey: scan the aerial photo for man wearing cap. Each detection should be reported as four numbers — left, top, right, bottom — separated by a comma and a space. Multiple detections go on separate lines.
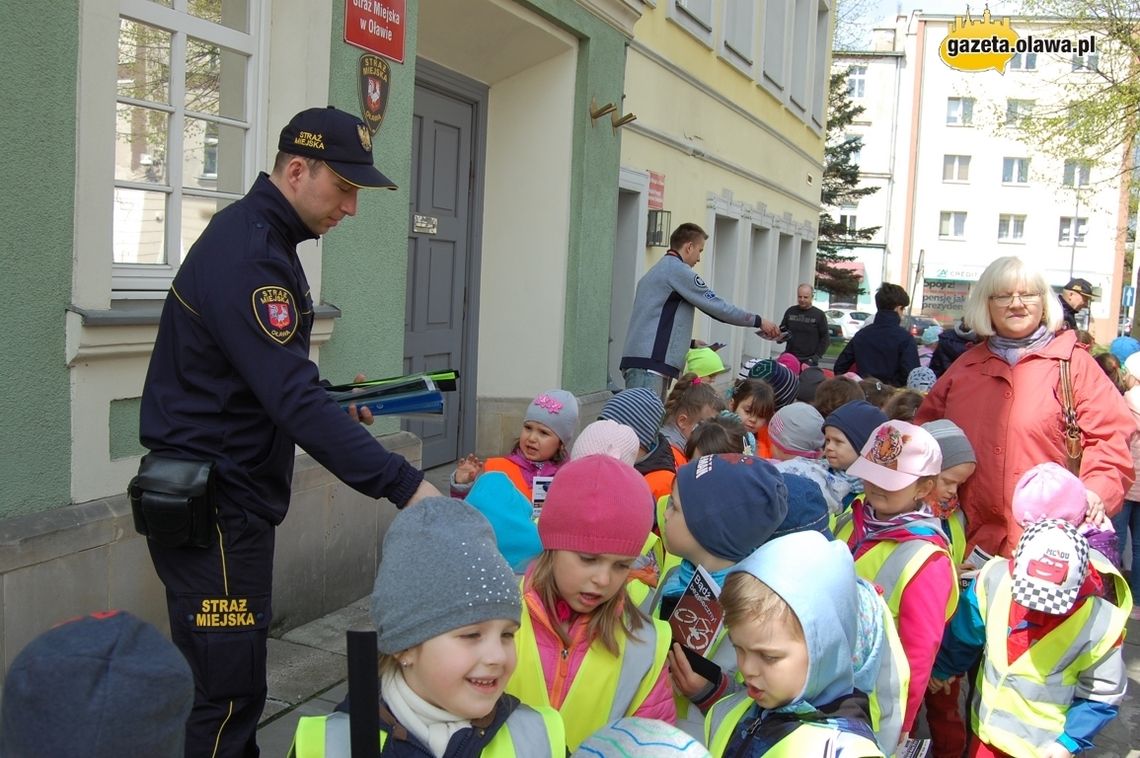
138, 106, 440, 757
1059, 277, 1097, 331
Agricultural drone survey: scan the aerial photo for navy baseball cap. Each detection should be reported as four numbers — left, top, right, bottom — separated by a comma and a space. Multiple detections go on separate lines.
278, 106, 396, 189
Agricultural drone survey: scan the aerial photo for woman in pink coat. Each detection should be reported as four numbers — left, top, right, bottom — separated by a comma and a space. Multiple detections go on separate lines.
915, 256, 1133, 558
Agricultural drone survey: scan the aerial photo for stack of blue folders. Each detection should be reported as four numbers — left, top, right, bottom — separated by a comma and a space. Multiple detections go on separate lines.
324, 370, 458, 418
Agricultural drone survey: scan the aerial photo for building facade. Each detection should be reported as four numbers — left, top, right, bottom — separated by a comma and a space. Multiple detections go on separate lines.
832, 12, 1129, 336
611, 0, 831, 383
0, 0, 638, 682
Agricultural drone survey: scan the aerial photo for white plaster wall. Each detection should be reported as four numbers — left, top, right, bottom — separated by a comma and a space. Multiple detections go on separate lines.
477, 49, 577, 397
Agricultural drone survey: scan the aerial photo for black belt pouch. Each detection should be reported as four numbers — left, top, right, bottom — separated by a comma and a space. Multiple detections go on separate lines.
129, 454, 216, 548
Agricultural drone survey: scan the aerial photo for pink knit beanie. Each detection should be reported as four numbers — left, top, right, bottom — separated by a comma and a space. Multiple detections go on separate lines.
570, 420, 639, 466
776, 352, 803, 376
537, 455, 654, 557
1011, 462, 1087, 527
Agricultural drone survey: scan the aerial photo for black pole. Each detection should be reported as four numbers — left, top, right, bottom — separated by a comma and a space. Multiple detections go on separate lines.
346, 629, 380, 757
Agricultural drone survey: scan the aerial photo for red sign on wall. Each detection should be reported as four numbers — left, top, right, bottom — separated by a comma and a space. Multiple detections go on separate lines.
648, 171, 665, 210
345, 0, 406, 64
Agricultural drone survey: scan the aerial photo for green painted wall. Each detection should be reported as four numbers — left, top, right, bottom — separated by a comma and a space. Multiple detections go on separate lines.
523, 1, 627, 395
110, 399, 146, 460
319, 1, 420, 436
0, 3, 77, 517
319, 0, 626, 405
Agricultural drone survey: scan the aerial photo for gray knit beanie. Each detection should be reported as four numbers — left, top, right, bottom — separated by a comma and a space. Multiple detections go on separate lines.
525, 390, 580, 446
921, 419, 976, 470
372, 497, 520, 653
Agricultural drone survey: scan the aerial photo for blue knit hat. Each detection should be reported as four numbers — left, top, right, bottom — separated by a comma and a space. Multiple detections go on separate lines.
1110, 336, 1140, 364
907, 367, 937, 393
0, 612, 194, 758
773, 473, 832, 539
674, 454, 789, 562
823, 400, 888, 454
747, 359, 799, 408
599, 388, 665, 451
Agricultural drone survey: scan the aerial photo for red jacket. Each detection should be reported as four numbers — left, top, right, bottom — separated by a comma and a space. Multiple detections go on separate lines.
915, 330, 1134, 557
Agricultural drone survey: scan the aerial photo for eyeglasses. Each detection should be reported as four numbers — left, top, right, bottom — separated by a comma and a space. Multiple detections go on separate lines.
989, 292, 1042, 307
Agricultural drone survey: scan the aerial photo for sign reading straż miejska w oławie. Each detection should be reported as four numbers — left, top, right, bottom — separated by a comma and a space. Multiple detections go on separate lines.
345, 0, 406, 64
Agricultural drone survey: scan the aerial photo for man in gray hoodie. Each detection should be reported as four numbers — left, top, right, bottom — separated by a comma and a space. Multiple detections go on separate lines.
619, 222, 779, 398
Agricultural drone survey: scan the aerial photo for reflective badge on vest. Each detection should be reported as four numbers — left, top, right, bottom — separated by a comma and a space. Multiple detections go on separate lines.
252, 285, 298, 344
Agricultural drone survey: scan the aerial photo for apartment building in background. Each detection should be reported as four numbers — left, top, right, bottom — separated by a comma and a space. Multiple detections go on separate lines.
831, 11, 1129, 337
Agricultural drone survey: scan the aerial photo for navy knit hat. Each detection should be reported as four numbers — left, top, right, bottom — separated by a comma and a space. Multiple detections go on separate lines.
0, 611, 194, 758
823, 400, 888, 455
773, 473, 832, 539
674, 454, 789, 562
747, 359, 800, 408
599, 388, 665, 451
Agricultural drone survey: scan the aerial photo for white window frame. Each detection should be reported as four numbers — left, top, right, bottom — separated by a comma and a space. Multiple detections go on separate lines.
942, 154, 970, 182
720, 0, 756, 71
1072, 52, 1099, 72
939, 211, 967, 239
1005, 98, 1034, 126
1002, 156, 1030, 185
946, 97, 974, 126
847, 65, 866, 98
761, 0, 790, 94
1059, 216, 1088, 246
112, 0, 262, 295
669, 0, 714, 47
997, 214, 1026, 242
1063, 159, 1092, 187
838, 214, 857, 235
1009, 51, 1037, 70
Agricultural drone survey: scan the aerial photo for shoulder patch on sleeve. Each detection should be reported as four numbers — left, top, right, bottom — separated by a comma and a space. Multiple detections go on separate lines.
693, 274, 707, 289
251, 285, 298, 344
704, 290, 717, 300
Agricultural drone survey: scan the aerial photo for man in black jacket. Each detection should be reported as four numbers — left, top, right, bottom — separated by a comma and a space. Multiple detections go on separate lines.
778, 284, 830, 366
833, 283, 919, 386
1059, 277, 1096, 331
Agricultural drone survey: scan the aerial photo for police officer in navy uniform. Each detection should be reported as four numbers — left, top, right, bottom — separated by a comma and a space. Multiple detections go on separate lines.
139, 106, 441, 757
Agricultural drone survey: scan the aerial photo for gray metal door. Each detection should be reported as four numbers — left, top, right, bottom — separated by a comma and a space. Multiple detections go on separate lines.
404, 86, 474, 468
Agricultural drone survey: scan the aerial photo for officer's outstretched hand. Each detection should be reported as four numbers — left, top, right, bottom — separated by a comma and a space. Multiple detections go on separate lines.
405, 479, 443, 507
347, 373, 374, 426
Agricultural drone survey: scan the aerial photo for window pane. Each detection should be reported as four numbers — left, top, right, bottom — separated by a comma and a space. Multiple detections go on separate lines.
118, 19, 171, 104
116, 104, 169, 184
181, 195, 236, 258
183, 118, 246, 193
186, 37, 247, 119
114, 188, 168, 264
188, 0, 249, 33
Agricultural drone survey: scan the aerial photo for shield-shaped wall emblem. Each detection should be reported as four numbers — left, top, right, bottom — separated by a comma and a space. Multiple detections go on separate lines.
359, 54, 391, 137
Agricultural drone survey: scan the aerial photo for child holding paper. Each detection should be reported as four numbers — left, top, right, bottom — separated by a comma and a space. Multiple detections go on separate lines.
451, 389, 578, 506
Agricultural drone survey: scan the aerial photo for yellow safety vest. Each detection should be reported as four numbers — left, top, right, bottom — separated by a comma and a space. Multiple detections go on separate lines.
506, 602, 671, 749
861, 580, 910, 757
944, 509, 967, 568
704, 692, 885, 757
288, 704, 564, 757
970, 554, 1131, 756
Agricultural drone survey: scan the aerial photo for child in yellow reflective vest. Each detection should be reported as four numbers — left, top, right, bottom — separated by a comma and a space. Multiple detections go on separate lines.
840, 420, 958, 750
289, 498, 564, 758
653, 454, 790, 738
931, 519, 1130, 758
704, 530, 884, 757
451, 390, 579, 503
506, 455, 676, 750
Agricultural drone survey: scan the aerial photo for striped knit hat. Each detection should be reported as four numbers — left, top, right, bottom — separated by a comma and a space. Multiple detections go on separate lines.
599, 388, 665, 451
747, 359, 800, 408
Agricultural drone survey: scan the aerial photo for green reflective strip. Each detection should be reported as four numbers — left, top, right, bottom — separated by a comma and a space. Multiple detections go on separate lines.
706, 692, 754, 756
